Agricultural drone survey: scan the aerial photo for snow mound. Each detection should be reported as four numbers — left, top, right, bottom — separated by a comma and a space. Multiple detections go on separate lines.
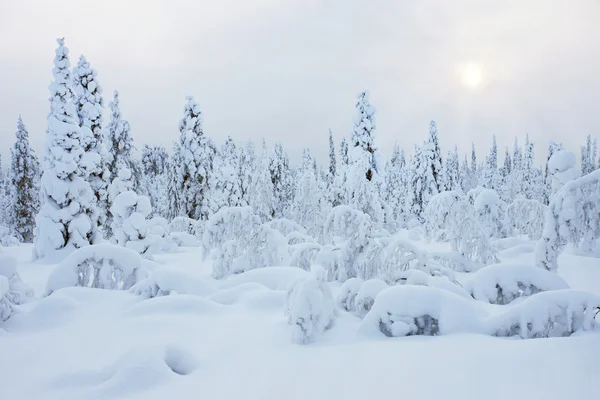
129, 268, 216, 299
487, 290, 600, 338
124, 294, 223, 317
285, 265, 335, 344
0, 276, 13, 322
290, 242, 322, 270
222, 266, 308, 291
210, 282, 271, 305
354, 279, 388, 318
360, 285, 487, 337
467, 264, 569, 305
45, 244, 145, 295
0, 253, 33, 306
394, 269, 472, 299
338, 277, 364, 312
169, 232, 199, 247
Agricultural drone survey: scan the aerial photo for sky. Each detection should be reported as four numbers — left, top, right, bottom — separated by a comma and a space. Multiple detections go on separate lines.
0, 0, 598, 166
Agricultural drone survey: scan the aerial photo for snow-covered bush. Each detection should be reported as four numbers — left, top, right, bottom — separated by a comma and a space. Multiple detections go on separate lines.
147, 217, 177, 252
0, 276, 13, 322
354, 278, 388, 318
424, 191, 465, 241
290, 242, 322, 271
536, 170, 600, 272
169, 232, 199, 247
429, 251, 478, 273
338, 277, 363, 312
393, 269, 471, 299
285, 265, 335, 344
242, 224, 290, 272
447, 200, 498, 265
45, 244, 145, 295
202, 206, 259, 258
473, 189, 506, 238
0, 252, 33, 305
314, 245, 342, 280
360, 285, 486, 337
467, 264, 569, 305
110, 191, 158, 259
169, 216, 200, 236
487, 290, 600, 338
267, 218, 307, 237
506, 198, 547, 240
547, 150, 580, 196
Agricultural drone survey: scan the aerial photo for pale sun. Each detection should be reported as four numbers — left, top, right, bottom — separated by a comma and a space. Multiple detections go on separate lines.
461, 63, 483, 89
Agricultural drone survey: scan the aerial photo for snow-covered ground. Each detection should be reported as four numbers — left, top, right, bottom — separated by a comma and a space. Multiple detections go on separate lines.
1, 239, 600, 400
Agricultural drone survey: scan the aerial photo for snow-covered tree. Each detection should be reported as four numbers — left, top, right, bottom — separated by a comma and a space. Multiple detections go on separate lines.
328, 129, 336, 187
9, 116, 40, 243
581, 135, 594, 175
332, 137, 350, 207
292, 150, 325, 236
426, 120, 443, 192
249, 140, 274, 221
211, 137, 243, 212
443, 146, 460, 191
548, 150, 580, 196
269, 142, 293, 218
176, 96, 215, 220
72, 55, 109, 232
110, 191, 157, 258
34, 38, 97, 259
408, 143, 438, 222
346, 91, 384, 223
140, 145, 170, 218
105, 90, 139, 236
385, 144, 406, 227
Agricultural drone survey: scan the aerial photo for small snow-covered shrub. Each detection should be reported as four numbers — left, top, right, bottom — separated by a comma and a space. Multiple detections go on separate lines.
360, 285, 486, 337
536, 170, 600, 272
314, 245, 342, 281
506, 199, 547, 240
393, 269, 471, 299
267, 218, 307, 237
548, 150, 580, 196
111, 191, 158, 259
467, 264, 569, 305
290, 242, 322, 271
338, 277, 363, 312
0, 252, 33, 305
473, 189, 506, 238
354, 279, 388, 318
424, 191, 465, 241
242, 224, 290, 272
169, 216, 199, 235
447, 200, 498, 265
1, 235, 20, 247
170, 232, 199, 247
488, 290, 600, 338
0, 276, 14, 322
285, 265, 335, 344
45, 244, 145, 295
429, 251, 478, 273
129, 268, 216, 299
285, 231, 316, 246
147, 217, 177, 252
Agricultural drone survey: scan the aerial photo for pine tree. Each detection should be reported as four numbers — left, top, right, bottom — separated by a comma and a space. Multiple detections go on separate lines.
211, 137, 243, 212
9, 116, 40, 242
592, 138, 598, 171
460, 154, 471, 193
72, 55, 109, 232
34, 38, 97, 258
332, 137, 350, 206
347, 91, 384, 223
443, 146, 460, 191
427, 120, 443, 192
105, 90, 139, 235
581, 134, 593, 175
542, 141, 563, 205
140, 145, 170, 217
166, 142, 181, 219
177, 96, 215, 220
470, 142, 478, 189
268, 142, 293, 218
249, 139, 274, 221
328, 129, 336, 186
385, 144, 406, 225
292, 149, 324, 235
239, 140, 256, 207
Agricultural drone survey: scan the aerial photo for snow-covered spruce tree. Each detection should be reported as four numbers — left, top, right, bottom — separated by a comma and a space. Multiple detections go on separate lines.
459, 154, 471, 193
497, 147, 512, 202
332, 136, 350, 207
110, 191, 157, 258
176, 96, 215, 221
211, 137, 243, 213
105, 90, 139, 237
9, 116, 40, 243
249, 140, 275, 221
328, 129, 336, 187
34, 38, 97, 259
385, 144, 406, 227
0, 155, 12, 233
346, 91, 384, 224
140, 145, 170, 218
581, 135, 594, 176
238, 140, 256, 207
482, 135, 500, 190
543, 141, 563, 205
72, 55, 109, 232
166, 142, 181, 220
269, 142, 293, 218
592, 138, 598, 172
426, 120, 443, 192
292, 149, 325, 236
548, 150, 580, 197
470, 142, 478, 187
443, 146, 460, 192
408, 143, 438, 223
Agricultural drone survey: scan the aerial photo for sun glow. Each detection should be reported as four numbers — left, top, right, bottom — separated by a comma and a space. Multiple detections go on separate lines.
461, 63, 483, 89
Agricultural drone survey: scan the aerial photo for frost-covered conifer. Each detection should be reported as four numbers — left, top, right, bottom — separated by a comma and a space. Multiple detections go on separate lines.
385, 144, 406, 226
269, 142, 293, 218
328, 129, 336, 186
249, 140, 274, 221
332, 137, 350, 206
346, 91, 384, 223
211, 137, 243, 212
140, 145, 170, 218
426, 120, 443, 192
34, 38, 97, 259
176, 96, 215, 220
166, 142, 181, 220
292, 149, 324, 236
105, 91, 139, 236
110, 191, 157, 258
9, 116, 40, 243
72, 55, 109, 232
238, 140, 256, 206
409, 142, 438, 222
443, 146, 460, 191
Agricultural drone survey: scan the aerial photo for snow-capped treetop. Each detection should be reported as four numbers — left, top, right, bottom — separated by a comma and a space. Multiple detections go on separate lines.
340, 137, 349, 166
49, 38, 75, 118
328, 129, 336, 184
72, 55, 104, 147
179, 96, 203, 137
351, 91, 376, 154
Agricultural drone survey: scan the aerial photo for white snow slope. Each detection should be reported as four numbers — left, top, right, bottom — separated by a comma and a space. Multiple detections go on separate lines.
1, 238, 600, 400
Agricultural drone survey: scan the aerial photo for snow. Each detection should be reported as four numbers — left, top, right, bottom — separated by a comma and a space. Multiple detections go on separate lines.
0, 242, 599, 399
467, 263, 570, 304
354, 278, 388, 317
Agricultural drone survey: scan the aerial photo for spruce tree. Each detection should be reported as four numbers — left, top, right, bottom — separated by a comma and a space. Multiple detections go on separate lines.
141, 145, 170, 218
72, 55, 109, 232
211, 137, 243, 212
176, 96, 215, 220
426, 120, 443, 192
269, 142, 293, 218
9, 116, 40, 242
249, 139, 274, 221
238, 140, 256, 207
328, 129, 336, 186
34, 38, 97, 258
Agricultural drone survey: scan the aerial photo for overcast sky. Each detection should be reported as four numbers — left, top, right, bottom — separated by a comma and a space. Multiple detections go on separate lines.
0, 0, 598, 166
